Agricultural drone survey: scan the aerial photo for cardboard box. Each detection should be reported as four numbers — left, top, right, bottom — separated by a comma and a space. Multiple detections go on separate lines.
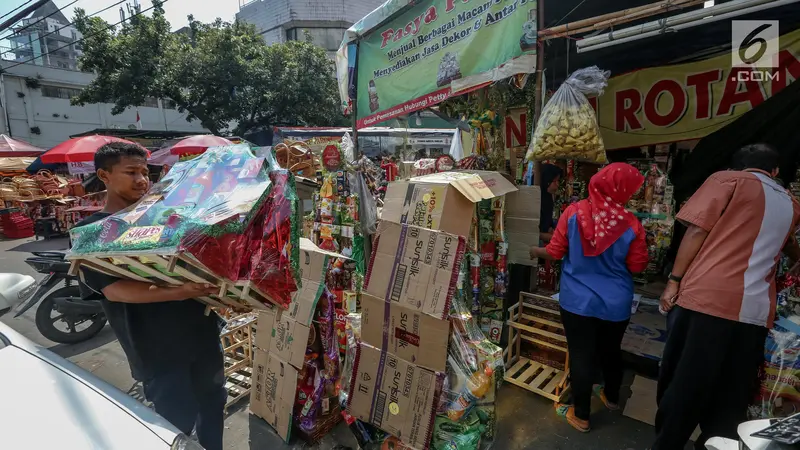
383, 171, 517, 237
504, 186, 542, 267
250, 349, 298, 442
287, 238, 350, 326
254, 238, 350, 364
253, 310, 277, 351
254, 309, 311, 369
360, 293, 451, 372
505, 185, 541, 220
347, 343, 443, 450
365, 221, 465, 319
505, 217, 541, 267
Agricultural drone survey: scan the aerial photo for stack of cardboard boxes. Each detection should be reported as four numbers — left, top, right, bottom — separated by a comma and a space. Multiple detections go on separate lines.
346, 172, 516, 449
249, 238, 353, 442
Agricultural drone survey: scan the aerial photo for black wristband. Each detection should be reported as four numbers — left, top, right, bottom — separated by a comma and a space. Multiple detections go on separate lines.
668, 273, 683, 283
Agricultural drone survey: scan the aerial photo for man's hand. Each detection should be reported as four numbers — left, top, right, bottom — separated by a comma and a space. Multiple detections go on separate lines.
530, 246, 544, 260
165, 282, 218, 299
659, 280, 679, 315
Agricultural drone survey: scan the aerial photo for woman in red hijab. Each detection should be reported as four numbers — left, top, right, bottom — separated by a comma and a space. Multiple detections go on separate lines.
530, 163, 649, 432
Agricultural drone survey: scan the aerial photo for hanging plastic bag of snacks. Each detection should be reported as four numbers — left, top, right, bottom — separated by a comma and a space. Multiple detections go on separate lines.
526, 66, 610, 164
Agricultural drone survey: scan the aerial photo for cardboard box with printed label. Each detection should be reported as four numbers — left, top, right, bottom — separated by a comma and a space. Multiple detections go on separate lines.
253, 308, 310, 370
347, 343, 443, 450
254, 238, 351, 357
382, 171, 517, 238
365, 221, 465, 320
360, 293, 451, 372
250, 348, 299, 442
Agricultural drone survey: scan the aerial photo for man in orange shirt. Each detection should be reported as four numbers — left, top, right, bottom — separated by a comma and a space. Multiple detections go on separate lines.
654, 144, 800, 449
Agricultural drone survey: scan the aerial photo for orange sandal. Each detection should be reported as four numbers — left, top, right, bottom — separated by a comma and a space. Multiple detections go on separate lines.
555, 403, 590, 432
592, 385, 620, 411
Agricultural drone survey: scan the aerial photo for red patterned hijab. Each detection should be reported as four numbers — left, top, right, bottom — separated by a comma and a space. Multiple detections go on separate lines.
575, 163, 644, 257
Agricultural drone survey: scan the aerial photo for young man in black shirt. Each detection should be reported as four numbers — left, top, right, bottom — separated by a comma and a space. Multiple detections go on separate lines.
76, 143, 225, 450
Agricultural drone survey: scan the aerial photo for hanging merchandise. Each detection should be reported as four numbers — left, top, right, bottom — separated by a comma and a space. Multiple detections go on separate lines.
527, 66, 610, 163
69, 144, 301, 310
310, 142, 369, 273
631, 163, 675, 282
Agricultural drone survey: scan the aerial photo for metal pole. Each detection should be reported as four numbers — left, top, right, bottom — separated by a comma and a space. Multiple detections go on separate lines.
351, 42, 360, 160
532, 0, 545, 185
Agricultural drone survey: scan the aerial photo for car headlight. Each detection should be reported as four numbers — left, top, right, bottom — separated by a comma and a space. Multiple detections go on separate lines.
170, 433, 204, 450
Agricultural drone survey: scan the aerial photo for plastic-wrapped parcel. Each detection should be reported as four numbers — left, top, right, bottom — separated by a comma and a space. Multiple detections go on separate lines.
69, 144, 300, 309
527, 66, 609, 164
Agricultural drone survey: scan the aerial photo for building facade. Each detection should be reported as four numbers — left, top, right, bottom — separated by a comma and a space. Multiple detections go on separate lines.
6, 1, 83, 71
0, 61, 207, 149
235, 0, 383, 56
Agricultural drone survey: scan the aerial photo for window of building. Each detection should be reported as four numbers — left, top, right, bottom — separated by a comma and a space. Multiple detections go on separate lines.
41, 85, 82, 99
163, 99, 178, 110
285, 28, 346, 52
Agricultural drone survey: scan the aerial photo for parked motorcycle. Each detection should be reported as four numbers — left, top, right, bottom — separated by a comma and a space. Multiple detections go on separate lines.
0, 273, 37, 318
14, 252, 107, 344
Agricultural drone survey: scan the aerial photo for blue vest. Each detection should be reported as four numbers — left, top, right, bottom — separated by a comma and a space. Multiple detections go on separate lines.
559, 213, 637, 322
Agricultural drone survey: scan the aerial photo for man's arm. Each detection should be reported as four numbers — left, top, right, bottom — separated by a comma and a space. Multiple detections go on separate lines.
671, 225, 710, 277
101, 280, 218, 304
784, 233, 800, 264
660, 224, 709, 312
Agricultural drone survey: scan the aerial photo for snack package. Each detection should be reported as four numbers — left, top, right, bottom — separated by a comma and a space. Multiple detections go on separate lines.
526, 66, 610, 163
69, 144, 300, 308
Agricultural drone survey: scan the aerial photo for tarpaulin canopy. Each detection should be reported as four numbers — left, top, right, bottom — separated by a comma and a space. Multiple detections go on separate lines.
0, 134, 45, 157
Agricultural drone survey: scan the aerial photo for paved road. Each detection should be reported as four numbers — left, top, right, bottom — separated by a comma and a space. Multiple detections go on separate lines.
0, 236, 676, 450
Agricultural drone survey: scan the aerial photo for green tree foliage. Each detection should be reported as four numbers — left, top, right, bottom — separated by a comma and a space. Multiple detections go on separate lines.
72, 0, 345, 135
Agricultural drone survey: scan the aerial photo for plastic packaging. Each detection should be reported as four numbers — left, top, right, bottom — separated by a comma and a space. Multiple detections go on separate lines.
69, 144, 300, 308
752, 322, 800, 419
350, 172, 378, 235
526, 66, 610, 163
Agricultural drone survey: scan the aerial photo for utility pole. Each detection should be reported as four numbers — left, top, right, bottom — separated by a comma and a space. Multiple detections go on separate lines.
0, 0, 50, 35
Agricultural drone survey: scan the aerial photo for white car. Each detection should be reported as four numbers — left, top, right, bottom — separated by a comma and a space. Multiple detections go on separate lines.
0, 274, 201, 449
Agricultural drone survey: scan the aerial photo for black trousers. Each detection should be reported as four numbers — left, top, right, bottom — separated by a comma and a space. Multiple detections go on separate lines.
560, 307, 630, 421
654, 306, 768, 450
143, 344, 227, 450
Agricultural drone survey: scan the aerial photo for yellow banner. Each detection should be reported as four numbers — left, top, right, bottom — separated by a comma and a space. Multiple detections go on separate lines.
593, 29, 800, 150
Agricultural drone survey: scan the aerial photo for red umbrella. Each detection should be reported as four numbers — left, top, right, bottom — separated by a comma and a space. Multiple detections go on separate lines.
41, 136, 150, 164
0, 134, 45, 157
169, 135, 233, 155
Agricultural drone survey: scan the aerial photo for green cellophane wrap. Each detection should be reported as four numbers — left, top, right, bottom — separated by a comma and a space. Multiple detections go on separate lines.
69, 144, 301, 308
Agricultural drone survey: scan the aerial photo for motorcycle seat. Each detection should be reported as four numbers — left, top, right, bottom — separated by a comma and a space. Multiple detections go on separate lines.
31, 251, 66, 260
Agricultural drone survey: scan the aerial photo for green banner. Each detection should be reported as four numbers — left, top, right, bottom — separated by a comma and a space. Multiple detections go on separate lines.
356, 0, 538, 128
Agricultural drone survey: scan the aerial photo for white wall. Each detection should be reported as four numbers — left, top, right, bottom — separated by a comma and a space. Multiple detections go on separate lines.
0, 62, 207, 149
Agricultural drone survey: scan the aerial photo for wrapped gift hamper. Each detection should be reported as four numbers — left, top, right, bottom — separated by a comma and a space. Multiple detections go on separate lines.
68, 144, 301, 310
